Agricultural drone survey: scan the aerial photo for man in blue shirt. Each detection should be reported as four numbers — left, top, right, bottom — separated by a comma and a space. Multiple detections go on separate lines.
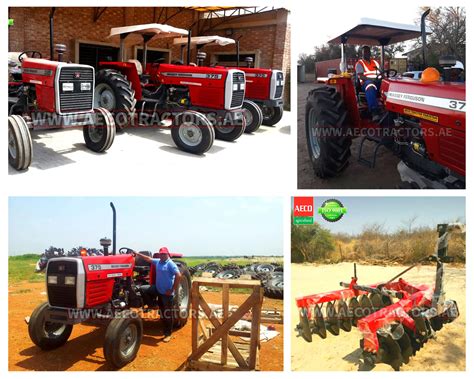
134, 247, 181, 342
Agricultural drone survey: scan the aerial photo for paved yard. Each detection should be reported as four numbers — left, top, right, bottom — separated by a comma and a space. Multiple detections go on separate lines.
297, 81, 402, 189
9, 112, 291, 193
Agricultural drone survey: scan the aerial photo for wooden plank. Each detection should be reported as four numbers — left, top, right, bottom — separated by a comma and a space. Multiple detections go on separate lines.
248, 287, 263, 369
197, 294, 248, 368
191, 281, 199, 353
193, 277, 261, 288
221, 283, 229, 365
188, 291, 258, 365
198, 318, 208, 340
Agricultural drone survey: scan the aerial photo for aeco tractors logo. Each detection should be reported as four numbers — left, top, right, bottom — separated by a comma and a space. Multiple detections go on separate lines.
293, 197, 314, 225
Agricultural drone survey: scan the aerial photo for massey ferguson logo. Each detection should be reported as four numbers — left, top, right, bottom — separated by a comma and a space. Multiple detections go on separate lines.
74, 72, 81, 79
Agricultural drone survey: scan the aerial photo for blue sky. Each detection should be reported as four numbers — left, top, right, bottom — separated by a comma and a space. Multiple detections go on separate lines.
293, 197, 465, 235
9, 197, 283, 256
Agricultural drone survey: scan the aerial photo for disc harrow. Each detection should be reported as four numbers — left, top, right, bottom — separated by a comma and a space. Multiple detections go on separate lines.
295, 223, 463, 371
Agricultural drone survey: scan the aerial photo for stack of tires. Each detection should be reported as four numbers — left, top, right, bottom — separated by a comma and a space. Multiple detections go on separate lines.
188, 261, 283, 299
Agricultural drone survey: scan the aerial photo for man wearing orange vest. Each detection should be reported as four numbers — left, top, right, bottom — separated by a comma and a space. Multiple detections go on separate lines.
355, 45, 382, 121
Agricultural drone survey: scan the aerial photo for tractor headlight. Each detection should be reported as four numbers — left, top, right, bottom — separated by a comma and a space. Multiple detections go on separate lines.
64, 276, 75, 285
48, 275, 58, 284
80, 82, 91, 91
62, 83, 74, 92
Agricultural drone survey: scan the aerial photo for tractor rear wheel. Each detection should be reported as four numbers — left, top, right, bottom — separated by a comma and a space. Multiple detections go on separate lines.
305, 86, 352, 178
172, 111, 215, 154
172, 262, 192, 329
8, 115, 32, 171
242, 100, 263, 133
94, 69, 136, 131
104, 311, 143, 368
28, 302, 73, 350
83, 107, 116, 152
262, 104, 284, 126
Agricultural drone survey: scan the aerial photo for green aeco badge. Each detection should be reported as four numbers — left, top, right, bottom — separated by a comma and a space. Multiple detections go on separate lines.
318, 199, 347, 222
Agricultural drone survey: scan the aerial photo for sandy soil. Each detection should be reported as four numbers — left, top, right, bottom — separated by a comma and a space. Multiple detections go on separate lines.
9, 281, 283, 371
297, 81, 402, 189
291, 263, 465, 371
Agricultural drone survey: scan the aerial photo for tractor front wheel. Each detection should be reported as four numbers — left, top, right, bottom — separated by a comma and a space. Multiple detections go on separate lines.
305, 86, 352, 178
213, 112, 246, 141
28, 302, 73, 350
83, 107, 116, 152
242, 100, 263, 133
8, 115, 32, 171
104, 311, 143, 368
261, 104, 284, 126
171, 111, 215, 154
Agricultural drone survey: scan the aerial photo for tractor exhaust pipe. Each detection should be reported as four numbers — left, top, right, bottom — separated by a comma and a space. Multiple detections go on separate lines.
235, 35, 242, 67
49, 7, 56, 60
186, 28, 192, 65
110, 202, 116, 255
421, 8, 431, 69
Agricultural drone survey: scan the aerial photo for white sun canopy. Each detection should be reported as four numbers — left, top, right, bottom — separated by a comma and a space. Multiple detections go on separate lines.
107, 23, 188, 45
173, 35, 236, 47
327, 18, 432, 46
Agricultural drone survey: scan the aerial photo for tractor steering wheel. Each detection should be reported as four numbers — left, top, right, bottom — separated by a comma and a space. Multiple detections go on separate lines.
386, 68, 398, 78
119, 247, 136, 255
18, 51, 43, 62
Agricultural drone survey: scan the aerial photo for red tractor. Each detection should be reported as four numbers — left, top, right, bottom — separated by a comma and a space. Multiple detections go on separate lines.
8, 44, 116, 171
27, 203, 192, 368
296, 223, 463, 370
174, 35, 285, 128
305, 10, 465, 189
94, 24, 247, 154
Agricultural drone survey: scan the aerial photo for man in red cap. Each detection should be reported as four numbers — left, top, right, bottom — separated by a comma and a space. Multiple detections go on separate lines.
134, 247, 181, 342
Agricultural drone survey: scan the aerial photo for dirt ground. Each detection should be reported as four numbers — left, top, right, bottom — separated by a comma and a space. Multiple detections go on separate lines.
9, 281, 283, 371
291, 263, 465, 371
297, 81, 402, 189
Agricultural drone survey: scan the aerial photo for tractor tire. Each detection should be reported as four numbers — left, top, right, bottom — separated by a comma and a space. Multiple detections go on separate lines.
305, 86, 352, 178
83, 107, 116, 152
104, 311, 143, 369
216, 269, 242, 280
28, 302, 73, 350
263, 275, 284, 299
261, 104, 284, 126
213, 112, 246, 141
172, 262, 192, 328
94, 69, 136, 131
172, 111, 215, 154
8, 114, 32, 171
242, 100, 263, 133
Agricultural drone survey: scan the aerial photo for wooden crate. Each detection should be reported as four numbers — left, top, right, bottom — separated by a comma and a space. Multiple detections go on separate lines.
186, 277, 263, 371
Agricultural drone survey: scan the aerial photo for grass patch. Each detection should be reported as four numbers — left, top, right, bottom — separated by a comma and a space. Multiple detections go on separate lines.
9, 254, 44, 284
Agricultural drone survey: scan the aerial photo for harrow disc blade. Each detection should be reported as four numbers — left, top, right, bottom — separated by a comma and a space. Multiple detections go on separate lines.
429, 316, 443, 331
369, 293, 384, 311
298, 307, 312, 342
326, 302, 340, 336
396, 332, 413, 364
360, 295, 374, 317
403, 326, 421, 355
381, 295, 393, 307
314, 304, 327, 339
378, 334, 404, 371
337, 300, 352, 332
411, 309, 432, 340
348, 297, 361, 326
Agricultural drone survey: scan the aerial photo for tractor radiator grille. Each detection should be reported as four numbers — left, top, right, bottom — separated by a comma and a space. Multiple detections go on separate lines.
274, 71, 284, 99
47, 260, 78, 308
57, 66, 94, 114
231, 72, 245, 108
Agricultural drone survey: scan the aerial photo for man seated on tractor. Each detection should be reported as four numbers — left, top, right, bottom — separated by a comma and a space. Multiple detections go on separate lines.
134, 247, 182, 343
355, 45, 383, 121
445, 61, 465, 82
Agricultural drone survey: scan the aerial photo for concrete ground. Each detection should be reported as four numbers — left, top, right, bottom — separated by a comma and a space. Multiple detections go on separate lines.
297, 81, 402, 189
9, 112, 291, 192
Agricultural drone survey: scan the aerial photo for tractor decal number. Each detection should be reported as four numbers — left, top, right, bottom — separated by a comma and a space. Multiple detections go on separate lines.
245, 73, 268, 78
386, 91, 466, 113
23, 68, 53, 76
88, 263, 132, 271
162, 72, 222, 80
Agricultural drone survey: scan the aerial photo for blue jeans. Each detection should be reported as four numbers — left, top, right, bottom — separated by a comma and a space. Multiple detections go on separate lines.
362, 80, 380, 112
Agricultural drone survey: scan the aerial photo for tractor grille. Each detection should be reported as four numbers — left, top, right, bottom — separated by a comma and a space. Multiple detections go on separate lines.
47, 260, 78, 308
57, 66, 94, 114
273, 71, 284, 99
230, 71, 245, 108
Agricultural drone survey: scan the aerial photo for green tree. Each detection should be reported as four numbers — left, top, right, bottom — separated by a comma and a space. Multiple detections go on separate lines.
291, 223, 335, 263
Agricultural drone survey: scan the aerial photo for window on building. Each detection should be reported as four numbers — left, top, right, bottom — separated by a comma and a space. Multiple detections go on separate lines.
214, 53, 256, 67
78, 43, 119, 69
136, 49, 170, 64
